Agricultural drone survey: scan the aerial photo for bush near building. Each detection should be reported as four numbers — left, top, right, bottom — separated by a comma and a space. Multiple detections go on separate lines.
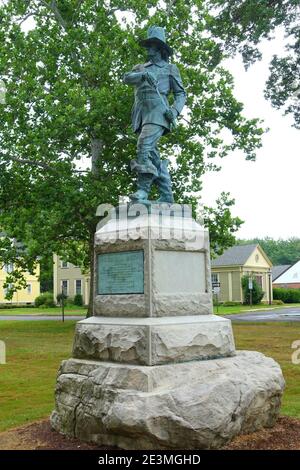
241, 275, 264, 305
74, 294, 83, 306
35, 292, 55, 308
273, 288, 300, 304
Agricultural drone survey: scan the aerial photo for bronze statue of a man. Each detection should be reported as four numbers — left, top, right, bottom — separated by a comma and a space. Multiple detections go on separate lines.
123, 26, 186, 204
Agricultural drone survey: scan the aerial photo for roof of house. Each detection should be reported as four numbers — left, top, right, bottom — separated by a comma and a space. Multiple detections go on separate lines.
272, 265, 291, 282
211, 244, 259, 267
273, 260, 300, 284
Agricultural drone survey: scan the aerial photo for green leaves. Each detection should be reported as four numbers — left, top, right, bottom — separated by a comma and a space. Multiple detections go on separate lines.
0, 1, 266, 300
207, 0, 300, 127
203, 192, 244, 257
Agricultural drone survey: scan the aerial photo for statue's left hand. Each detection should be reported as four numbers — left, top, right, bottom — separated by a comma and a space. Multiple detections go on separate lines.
164, 108, 177, 123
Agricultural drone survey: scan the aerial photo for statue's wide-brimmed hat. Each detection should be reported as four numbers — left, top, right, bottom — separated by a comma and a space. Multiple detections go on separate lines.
140, 26, 173, 56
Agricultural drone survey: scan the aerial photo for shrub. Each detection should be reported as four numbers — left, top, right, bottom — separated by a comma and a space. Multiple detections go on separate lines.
44, 297, 56, 307
222, 301, 242, 307
241, 276, 264, 305
273, 288, 300, 303
272, 299, 285, 305
35, 292, 54, 307
56, 293, 68, 305
74, 294, 83, 306
0, 304, 34, 309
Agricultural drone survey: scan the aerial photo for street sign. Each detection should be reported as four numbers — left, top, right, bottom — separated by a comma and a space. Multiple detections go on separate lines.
213, 286, 220, 295
248, 278, 253, 290
212, 281, 220, 288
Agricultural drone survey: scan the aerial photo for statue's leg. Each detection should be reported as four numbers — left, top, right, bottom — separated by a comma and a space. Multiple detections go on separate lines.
146, 135, 174, 203
130, 124, 165, 202
154, 159, 174, 203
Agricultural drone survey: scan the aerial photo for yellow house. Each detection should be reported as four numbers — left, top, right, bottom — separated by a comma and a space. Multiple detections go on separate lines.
53, 255, 90, 305
0, 262, 40, 304
211, 244, 273, 304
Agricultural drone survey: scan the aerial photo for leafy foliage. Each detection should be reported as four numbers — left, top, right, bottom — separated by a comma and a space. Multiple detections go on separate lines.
273, 287, 300, 303
207, 0, 300, 127
237, 238, 300, 265
34, 292, 55, 307
74, 293, 83, 306
242, 274, 264, 305
39, 256, 54, 293
0, 1, 265, 308
203, 192, 244, 257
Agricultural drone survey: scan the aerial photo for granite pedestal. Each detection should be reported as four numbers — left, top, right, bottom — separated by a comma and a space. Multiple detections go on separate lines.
51, 203, 285, 449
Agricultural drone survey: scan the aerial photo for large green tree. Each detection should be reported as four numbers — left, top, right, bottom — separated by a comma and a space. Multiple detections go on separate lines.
0, 1, 264, 312
238, 237, 300, 265
208, 0, 300, 127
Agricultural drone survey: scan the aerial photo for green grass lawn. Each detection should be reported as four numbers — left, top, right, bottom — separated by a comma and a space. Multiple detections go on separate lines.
0, 306, 87, 316
233, 322, 300, 418
1, 303, 299, 317
213, 303, 300, 315
0, 320, 299, 432
0, 321, 76, 432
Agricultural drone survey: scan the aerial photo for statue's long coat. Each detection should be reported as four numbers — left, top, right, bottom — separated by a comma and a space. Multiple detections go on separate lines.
123, 60, 186, 134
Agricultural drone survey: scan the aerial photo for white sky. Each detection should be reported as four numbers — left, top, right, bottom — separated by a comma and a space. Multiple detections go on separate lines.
201, 31, 300, 240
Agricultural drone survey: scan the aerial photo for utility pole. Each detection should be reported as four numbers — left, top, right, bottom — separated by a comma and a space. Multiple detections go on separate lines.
61, 288, 65, 323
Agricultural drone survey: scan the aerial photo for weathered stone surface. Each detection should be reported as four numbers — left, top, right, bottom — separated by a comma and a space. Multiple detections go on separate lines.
72, 315, 235, 365
93, 210, 213, 318
51, 351, 285, 450
73, 323, 148, 364
152, 293, 212, 316
94, 293, 147, 317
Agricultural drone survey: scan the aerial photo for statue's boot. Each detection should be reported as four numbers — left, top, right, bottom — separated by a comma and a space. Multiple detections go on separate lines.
155, 160, 174, 204
130, 152, 158, 177
129, 173, 153, 203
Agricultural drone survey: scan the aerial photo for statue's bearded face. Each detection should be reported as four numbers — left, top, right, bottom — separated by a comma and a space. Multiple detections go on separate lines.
146, 43, 162, 62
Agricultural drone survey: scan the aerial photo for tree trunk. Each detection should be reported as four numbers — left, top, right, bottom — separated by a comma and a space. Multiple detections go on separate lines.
91, 138, 103, 176
86, 137, 103, 318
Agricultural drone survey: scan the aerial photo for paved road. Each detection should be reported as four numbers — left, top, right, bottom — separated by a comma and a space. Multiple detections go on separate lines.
224, 307, 300, 322
0, 315, 85, 321
0, 307, 299, 322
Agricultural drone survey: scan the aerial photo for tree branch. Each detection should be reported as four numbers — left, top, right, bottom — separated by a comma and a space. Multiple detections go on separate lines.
18, 11, 40, 26
72, 0, 84, 22
39, 0, 68, 30
38, 0, 91, 89
4, 156, 55, 170
166, 0, 177, 16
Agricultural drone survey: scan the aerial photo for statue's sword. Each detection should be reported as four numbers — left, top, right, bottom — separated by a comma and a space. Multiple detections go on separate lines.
150, 79, 178, 130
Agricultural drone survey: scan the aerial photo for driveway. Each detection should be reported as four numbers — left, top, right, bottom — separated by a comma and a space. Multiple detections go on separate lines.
0, 315, 85, 321
223, 307, 300, 322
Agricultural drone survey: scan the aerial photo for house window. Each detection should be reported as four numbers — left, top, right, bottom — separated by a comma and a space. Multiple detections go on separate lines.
61, 280, 69, 296
211, 273, 219, 284
4, 263, 14, 273
27, 284, 32, 294
255, 275, 263, 288
3, 283, 13, 296
75, 280, 82, 295
61, 260, 68, 268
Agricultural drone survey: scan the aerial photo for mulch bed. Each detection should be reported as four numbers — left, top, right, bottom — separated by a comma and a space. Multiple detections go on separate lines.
0, 416, 299, 450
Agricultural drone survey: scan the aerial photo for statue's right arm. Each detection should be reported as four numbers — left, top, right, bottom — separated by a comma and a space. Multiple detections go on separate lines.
123, 64, 144, 85
123, 71, 144, 85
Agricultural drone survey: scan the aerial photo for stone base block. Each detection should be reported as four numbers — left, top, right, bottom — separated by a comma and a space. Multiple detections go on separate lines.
51, 351, 285, 450
72, 315, 236, 365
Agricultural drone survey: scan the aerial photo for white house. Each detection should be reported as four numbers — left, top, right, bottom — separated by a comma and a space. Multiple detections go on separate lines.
273, 260, 300, 289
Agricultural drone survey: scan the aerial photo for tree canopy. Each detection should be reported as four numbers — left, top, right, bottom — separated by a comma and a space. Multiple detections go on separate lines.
208, 0, 300, 127
238, 237, 300, 266
0, 1, 265, 306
